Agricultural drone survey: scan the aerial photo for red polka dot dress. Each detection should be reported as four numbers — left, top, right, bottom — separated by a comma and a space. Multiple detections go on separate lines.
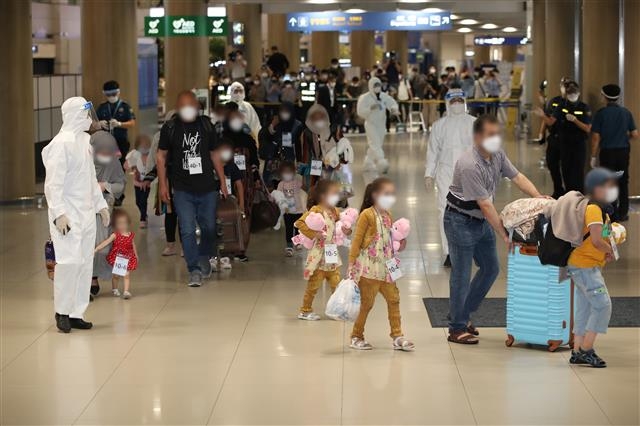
106, 232, 138, 271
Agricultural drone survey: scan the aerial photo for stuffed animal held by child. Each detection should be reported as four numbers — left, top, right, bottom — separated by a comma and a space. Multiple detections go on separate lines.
391, 218, 410, 252
270, 190, 288, 231
334, 207, 359, 246
291, 211, 326, 249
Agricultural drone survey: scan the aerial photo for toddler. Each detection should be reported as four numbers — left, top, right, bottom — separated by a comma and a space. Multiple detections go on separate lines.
125, 134, 152, 228
276, 161, 305, 256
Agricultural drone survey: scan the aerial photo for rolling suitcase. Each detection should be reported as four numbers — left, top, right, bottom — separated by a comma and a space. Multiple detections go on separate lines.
505, 245, 573, 352
217, 195, 248, 255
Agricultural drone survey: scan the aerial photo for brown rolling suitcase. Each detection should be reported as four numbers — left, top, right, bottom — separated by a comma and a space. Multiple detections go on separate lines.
217, 195, 248, 255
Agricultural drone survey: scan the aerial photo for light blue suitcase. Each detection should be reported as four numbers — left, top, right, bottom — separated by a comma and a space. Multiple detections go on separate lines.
505, 246, 573, 352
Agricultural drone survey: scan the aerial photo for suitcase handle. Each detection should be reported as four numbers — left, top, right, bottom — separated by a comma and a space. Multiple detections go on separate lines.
517, 245, 538, 256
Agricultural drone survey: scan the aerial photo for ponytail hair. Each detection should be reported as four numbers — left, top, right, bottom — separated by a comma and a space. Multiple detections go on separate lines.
307, 179, 338, 210
360, 177, 393, 212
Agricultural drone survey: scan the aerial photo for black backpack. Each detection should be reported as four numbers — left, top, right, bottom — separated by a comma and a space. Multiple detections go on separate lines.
536, 202, 607, 267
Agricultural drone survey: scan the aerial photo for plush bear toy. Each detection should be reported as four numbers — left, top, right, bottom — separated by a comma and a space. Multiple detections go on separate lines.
334, 208, 359, 246
291, 212, 326, 249
391, 218, 410, 252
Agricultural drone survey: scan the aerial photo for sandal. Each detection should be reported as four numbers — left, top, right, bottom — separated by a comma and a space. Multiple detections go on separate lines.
393, 336, 415, 351
447, 331, 479, 345
467, 323, 479, 336
350, 337, 373, 350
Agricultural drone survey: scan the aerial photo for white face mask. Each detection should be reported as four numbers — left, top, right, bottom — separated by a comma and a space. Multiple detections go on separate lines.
481, 135, 502, 153
376, 194, 396, 211
313, 120, 326, 130
106, 95, 119, 104
281, 173, 294, 182
138, 147, 150, 155
605, 186, 619, 203
219, 149, 233, 162
449, 103, 465, 115
279, 112, 292, 121
179, 105, 198, 122
567, 93, 579, 103
326, 194, 340, 207
229, 117, 244, 132
95, 154, 113, 164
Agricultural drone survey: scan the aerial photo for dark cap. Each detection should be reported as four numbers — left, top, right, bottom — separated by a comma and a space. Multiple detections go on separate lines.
601, 84, 621, 100
564, 80, 580, 94
103, 80, 120, 94
584, 167, 623, 194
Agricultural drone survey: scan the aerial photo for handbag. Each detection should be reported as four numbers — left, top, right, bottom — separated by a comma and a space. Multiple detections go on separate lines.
250, 173, 280, 232
44, 238, 56, 281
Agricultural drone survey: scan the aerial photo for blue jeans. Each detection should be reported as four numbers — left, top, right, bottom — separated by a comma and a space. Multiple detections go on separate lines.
443, 209, 500, 332
567, 266, 612, 335
173, 190, 218, 273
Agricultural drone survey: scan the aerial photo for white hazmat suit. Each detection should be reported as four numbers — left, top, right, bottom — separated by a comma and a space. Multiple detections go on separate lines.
357, 77, 399, 173
42, 97, 108, 320
228, 82, 261, 137
424, 89, 476, 256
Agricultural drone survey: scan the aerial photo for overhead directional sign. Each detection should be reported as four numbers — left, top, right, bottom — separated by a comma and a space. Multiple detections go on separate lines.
474, 36, 529, 46
286, 11, 451, 32
144, 16, 228, 37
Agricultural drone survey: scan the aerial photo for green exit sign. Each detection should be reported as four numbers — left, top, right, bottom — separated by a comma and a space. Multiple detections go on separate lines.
144, 16, 228, 37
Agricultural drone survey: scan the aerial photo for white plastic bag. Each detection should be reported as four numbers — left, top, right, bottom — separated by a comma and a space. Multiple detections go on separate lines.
325, 279, 361, 322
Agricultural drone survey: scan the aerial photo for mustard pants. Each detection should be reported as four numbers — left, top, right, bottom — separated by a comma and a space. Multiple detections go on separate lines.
300, 269, 341, 313
351, 277, 403, 339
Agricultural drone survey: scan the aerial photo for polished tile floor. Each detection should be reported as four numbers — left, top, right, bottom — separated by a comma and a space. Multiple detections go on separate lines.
1, 130, 638, 425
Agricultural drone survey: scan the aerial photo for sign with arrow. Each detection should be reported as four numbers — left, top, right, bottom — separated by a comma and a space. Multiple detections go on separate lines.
286, 11, 451, 32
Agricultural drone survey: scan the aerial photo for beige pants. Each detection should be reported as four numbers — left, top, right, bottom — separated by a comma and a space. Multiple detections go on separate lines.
300, 269, 341, 313
351, 277, 403, 339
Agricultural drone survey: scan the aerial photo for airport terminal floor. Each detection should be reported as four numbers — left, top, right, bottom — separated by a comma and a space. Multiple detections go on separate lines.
1, 131, 638, 425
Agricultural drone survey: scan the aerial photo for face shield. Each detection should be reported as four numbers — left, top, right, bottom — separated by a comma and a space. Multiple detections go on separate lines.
445, 89, 466, 115
103, 88, 120, 103
83, 101, 102, 133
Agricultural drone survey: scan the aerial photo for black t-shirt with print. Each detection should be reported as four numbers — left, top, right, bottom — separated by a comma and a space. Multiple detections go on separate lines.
158, 116, 219, 193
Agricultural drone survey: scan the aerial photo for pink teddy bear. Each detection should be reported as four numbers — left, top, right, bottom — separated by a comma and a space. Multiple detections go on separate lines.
391, 218, 410, 252
334, 208, 359, 246
291, 212, 325, 249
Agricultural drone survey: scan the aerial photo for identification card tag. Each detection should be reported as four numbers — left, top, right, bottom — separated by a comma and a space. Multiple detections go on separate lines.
225, 176, 232, 195
609, 235, 620, 261
324, 244, 339, 264
386, 257, 403, 281
282, 133, 293, 148
310, 160, 323, 176
234, 154, 246, 171
112, 255, 129, 277
187, 156, 202, 175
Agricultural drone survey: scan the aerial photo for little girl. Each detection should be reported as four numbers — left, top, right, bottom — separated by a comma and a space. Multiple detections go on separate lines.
348, 177, 414, 351
95, 209, 138, 299
276, 161, 305, 257
295, 180, 350, 320
124, 134, 152, 228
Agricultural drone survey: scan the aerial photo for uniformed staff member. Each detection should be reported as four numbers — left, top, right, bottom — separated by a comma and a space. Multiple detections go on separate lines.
97, 80, 136, 163
590, 84, 638, 221
534, 77, 568, 198
540, 81, 591, 193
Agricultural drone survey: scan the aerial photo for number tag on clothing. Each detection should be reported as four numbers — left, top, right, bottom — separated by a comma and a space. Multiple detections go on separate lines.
609, 236, 620, 261
187, 156, 202, 175
282, 132, 293, 148
225, 176, 232, 195
324, 244, 339, 264
310, 160, 323, 176
386, 257, 403, 281
112, 256, 129, 277
234, 154, 246, 170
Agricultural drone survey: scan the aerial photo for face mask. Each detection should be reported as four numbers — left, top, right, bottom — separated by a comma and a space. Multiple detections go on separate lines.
373, 86, 382, 94
229, 118, 244, 132
261, 73, 268, 78
281, 173, 294, 182
604, 186, 619, 203
253, 80, 260, 85
567, 93, 579, 102
95, 154, 112, 164
376, 195, 396, 211
481, 135, 502, 153
326, 194, 340, 207
328, 82, 335, 89
560, 86, 566, 96
279, 112, 291, 121
313, 120, 326, 129
107, 95, 119, 104
138, 147, 150, 155
179, 106, 198, 122
219, 149, 233, 162
449, 103, 465, 115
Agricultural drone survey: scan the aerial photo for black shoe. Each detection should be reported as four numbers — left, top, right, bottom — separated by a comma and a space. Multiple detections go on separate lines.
574, 348, 607, 368
69, 318, 93, 330
55, 313, 71, 333
90, 282, 100, 296
235, 254, 249, 262
443, 255, 451, 267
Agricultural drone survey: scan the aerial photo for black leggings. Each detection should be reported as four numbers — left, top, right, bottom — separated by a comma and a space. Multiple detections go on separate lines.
284, 213, 302, 247
165, 211, 178, 243
134, 187, 149, 221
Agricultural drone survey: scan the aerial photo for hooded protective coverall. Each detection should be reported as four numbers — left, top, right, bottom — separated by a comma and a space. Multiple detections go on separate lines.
356, 77, 399, 172
43, 97, 108, 319
228, 82, 262, 137
424, 89, 476, 255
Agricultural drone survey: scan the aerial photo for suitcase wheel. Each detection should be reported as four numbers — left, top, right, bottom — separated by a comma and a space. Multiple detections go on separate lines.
547, 340, 562, 352
505, 334, 514, 347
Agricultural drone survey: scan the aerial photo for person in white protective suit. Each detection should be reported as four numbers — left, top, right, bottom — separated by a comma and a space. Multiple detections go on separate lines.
424, 89, 476, 266
356, 76, 400, 173
228, 81, 261, 137
42, 97, 110, 333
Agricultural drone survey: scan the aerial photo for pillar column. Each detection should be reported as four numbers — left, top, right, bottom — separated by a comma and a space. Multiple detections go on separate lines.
350, 31, 375, 72
0, 0, 34, 200
474, 45, 490, 64
624, 0, 640, 195
438, 32, 464, 71
545, 0, 576, 92
267, 14, 300, 73
384, 31, 408, 71
532, 0, 546, 132
502, 45, 518, 63
227, 4, 263, 75
81, 0, 138, 117
310, 32, 339, 69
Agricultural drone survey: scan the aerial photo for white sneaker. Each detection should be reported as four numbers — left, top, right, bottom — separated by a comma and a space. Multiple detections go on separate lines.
210, 258, 219, 272
220, 257, 232, 270
297, 312, 321, 321
122, 291, 132, 300
161, 244, 177, 256
112, 289, 121, 297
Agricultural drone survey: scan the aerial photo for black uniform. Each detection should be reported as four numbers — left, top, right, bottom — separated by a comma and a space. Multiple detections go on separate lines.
544, 95, 565, 198
553, 99, 592, 193
96, 99, 135, 160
